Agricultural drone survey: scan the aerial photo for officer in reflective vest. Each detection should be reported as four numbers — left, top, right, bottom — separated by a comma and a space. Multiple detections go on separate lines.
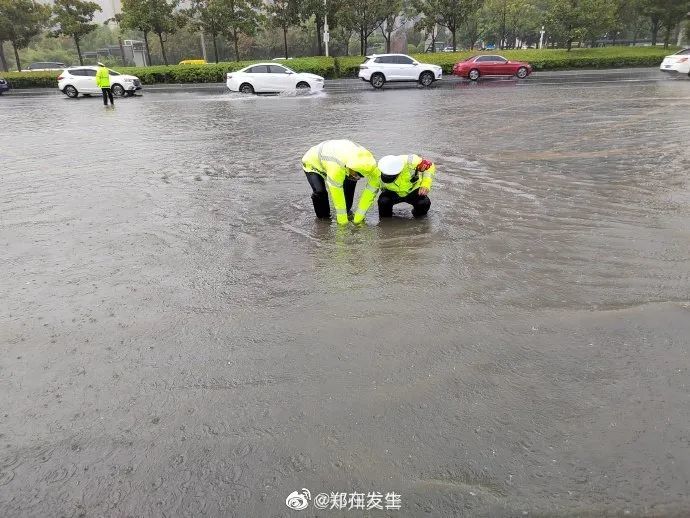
302, 140, 381, 225
377, 154, 436, 218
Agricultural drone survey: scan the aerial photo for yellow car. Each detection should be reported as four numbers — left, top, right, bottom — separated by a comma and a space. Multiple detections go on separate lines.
178, 59, 207, 65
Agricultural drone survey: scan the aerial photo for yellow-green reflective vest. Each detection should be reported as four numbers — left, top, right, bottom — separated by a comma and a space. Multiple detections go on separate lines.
380, 154, 436, 197
96, 66, 110, 88
302, 140, 380, 225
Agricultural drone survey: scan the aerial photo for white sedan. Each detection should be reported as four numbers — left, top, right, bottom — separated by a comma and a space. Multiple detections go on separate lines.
226, 63, 324, 94
660, 48, 690, 75
57, 66, 142, 98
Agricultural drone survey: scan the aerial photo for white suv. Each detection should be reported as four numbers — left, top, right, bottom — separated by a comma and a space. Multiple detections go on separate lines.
57, 66, 142, 98
358, 54, 442, 89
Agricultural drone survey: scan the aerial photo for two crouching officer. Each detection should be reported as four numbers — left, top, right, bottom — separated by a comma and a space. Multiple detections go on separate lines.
377, 154, 436, 218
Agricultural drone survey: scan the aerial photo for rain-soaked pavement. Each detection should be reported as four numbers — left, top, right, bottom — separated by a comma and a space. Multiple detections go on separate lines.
1, 70, 690, 517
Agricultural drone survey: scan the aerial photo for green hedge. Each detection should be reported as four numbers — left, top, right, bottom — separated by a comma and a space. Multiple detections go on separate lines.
1, 47, 676, 89
337, 46, 677, 77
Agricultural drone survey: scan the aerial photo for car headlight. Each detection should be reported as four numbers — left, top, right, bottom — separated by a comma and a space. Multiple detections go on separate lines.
315, 78, 324, 82
124, 78, 134, 82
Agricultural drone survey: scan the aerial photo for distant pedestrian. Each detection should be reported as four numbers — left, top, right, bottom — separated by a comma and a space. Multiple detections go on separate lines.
96, 62, 114, 107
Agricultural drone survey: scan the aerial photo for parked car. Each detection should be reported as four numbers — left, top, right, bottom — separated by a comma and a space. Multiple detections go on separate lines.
57, 66, 142, 98
26, 62, 67, 72
358, 53, 443, 89
0, 77, 10, 95
226, 63, 324, 94
659, 48, 690, 75
452, 55, 532, 81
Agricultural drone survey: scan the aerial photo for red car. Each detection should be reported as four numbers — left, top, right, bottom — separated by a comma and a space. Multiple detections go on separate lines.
452, 55, 532, 81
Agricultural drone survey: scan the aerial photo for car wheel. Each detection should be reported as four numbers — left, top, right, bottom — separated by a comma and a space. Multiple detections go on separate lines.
63, 85, 79, 98
296, 81, 311, 93
469, 69, 480, 81
370, 73, 385, 89
516, 67, 528, 79
419, 71, 434, 87
239, 82, 254, 94
111, 84, 125, 97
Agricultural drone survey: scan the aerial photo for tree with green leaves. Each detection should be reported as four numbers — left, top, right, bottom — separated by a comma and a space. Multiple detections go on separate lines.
51, 0, 102, 65
268, 0, 301, 59
222, 0, 264, 62
187, 0, 227, 62
412, 0, 440, 51
380, 0, 405, 53
641, 0, 690, 47
0, 0, 51, 71
342, 0, 390, 55
148, 0, 186, 65
545, 0, 616, 50
118, 0, 154, 65
436, 0, 484, 51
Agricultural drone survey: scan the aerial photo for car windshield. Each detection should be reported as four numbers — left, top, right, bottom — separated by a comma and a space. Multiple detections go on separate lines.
108, 70, 121, 76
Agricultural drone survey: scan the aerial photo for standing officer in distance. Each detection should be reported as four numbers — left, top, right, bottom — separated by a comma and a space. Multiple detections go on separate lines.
96, 62, 114, 107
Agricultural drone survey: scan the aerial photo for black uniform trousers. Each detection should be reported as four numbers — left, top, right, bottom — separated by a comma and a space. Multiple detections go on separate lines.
305, 171, 357, 219
102, 87, 114, 106
378, 188, 431, 218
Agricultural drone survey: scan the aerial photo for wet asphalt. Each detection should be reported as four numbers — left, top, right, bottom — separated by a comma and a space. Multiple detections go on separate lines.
1, 69, 690, 517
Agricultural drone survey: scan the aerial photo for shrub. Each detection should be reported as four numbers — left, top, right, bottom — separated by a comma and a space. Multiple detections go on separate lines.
1, 47, 676, 88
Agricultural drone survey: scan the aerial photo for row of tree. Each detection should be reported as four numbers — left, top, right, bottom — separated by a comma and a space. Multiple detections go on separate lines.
1, 0, 688, 71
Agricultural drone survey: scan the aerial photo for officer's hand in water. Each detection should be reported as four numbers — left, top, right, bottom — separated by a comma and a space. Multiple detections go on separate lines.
418, 187, 429, 196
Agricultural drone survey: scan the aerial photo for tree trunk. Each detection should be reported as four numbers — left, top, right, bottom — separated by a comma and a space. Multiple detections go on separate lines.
12, 41, 21, 71
651, 18, 660, 46
158, 32, 168, 65
386, 28, 392, 52
451, 26, 457, 51
212, 35, 219, 63
283, 27, 288, 59
233, 27, 240, 62
0, 41, 8, 72
430, 29, 436, 52
566, 38, 573, 51
663, 25, 671, 48
360, 29, 365, 55
315, 14, 323, 55
74, 36, 83, 65
143, 32, 152, 66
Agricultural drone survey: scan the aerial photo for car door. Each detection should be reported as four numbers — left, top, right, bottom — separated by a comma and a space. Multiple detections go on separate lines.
69, 69, 91, 92
479, 56, 500, 75
83, 68, 99, 93
395, 55, 417, 80
245, 65, 269, 92
267, 64, 294, 91
492, 56, 511, 75
375, 56, 396, 80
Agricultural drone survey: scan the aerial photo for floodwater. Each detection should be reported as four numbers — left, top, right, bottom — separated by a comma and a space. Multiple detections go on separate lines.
1, 70, 690, 517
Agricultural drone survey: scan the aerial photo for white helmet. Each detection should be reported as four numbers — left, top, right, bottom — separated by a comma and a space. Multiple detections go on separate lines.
378, 155, 405, 183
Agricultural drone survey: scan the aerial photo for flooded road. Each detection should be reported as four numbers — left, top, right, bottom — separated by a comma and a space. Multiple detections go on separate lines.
1, 71, 690, 517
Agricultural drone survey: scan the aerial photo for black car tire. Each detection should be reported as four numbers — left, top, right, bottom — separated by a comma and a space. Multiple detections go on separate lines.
111, 84, 125, 97
516, 67, 528, 79
296, 81, 310, 90
469, 69, 480, 81
239, 83, 254, 94
64, 85, 79, 98
370, 73, 385, 89
419, 71, 434, 87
